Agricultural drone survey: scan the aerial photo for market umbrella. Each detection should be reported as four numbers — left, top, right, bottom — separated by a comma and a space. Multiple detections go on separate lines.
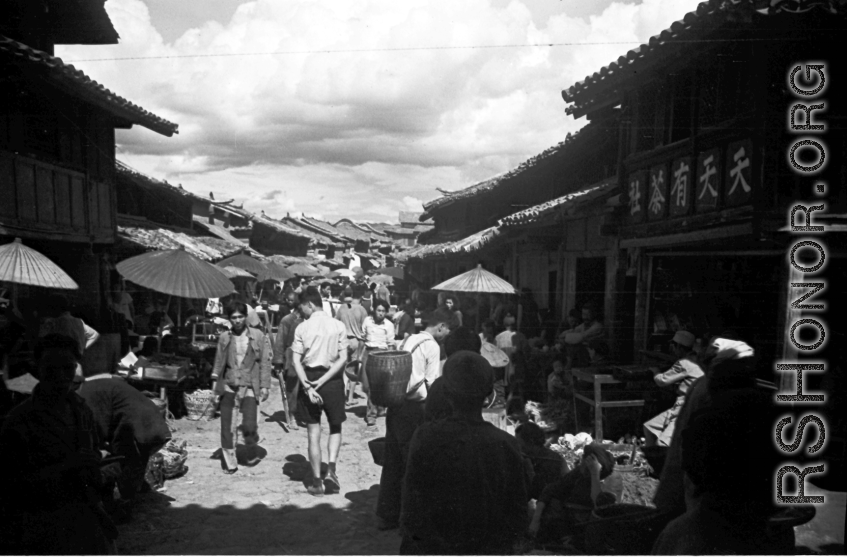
287, 263, 322, 278
328, 269, 356, 279
216, 253, 267, 275
219, 266, 255, 280
431, 265, 517, 331
0, 237, 78, 289
117, 247, 235, 299
370, 274, 394, 286
431, 265, 516, 295
372, 266, 404, 280
257, 262, 294, 283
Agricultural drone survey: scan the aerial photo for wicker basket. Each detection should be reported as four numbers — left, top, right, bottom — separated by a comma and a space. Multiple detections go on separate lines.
584, 504, 672, 555
366, 350, 413, 408
184, 389, 216, 420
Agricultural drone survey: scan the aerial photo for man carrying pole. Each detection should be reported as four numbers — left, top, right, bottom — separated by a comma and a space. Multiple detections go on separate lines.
272, 291, 303, 431
290, 287, 349, 496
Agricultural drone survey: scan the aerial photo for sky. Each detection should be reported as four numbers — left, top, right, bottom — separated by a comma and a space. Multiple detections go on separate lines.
56, 0, 703, 223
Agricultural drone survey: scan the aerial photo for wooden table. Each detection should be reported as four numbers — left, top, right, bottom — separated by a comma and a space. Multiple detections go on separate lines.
125, 372, 190, 402
571, 366, 648, 441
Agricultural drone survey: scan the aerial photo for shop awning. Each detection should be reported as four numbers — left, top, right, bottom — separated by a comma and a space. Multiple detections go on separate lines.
498, 178, 617, 228
398, 225, 503, 262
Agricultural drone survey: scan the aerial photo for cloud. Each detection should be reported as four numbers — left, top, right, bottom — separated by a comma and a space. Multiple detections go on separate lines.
402, 196, 424, 212
59, 0, 703, 221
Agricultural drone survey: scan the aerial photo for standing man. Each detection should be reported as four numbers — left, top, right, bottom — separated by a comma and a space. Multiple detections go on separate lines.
336, 286, 368, 405
272, 292, 304, 430
211, 302, 272, 473
319, 282, 336, 317
376, 307, 456, 530
290, 287, 348, 496
39, 294, 100, 385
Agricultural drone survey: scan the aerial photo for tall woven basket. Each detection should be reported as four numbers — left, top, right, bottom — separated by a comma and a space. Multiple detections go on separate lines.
184, 389, 216, 420
366, 350, 413, 408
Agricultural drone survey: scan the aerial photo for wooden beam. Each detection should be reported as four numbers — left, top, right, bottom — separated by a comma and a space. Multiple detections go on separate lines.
620, 223, 753, 249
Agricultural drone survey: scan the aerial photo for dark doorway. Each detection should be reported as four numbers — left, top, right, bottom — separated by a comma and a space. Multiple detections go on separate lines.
575, 257, 606, 315
547, 269, 558, 316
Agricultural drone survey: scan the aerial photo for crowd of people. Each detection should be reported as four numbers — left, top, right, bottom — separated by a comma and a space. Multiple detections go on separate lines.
0, 272, 820, 555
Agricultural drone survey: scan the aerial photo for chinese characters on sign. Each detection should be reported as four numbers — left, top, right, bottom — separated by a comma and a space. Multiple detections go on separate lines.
627, 170, 648, 223
725, 139, 753, 207
648, 164, 668, 221
628, 139, 754, 222
670, 157, 693, 217
695, 148, 720, 213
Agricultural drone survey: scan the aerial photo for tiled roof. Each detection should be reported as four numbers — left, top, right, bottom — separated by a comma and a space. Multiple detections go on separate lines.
421, 124, 603, 216
280, 217, 344, 247
561, 0, 842, 117
250, 214, 313, 241
192, 215, 249, 247
397, 226, 503, 262
117, 225, 246, 262
300, 217, 349, 240
498, 178, 617, 227
333, 220, 379, 243
0, 35, 178, 136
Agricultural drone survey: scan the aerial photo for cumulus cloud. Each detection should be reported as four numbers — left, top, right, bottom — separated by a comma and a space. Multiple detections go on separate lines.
58, 0, 702, 221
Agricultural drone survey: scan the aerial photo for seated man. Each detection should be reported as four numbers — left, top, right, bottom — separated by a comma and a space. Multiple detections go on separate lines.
0, 334, 116, 555
529, 442, 622, 542
77, 366, 172, 504
516, 421, 567, 501
400, 351, 528, 555
643, 331, 703, 447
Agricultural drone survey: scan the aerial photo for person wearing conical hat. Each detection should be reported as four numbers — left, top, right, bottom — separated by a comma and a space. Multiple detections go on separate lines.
643, 330, 704, 447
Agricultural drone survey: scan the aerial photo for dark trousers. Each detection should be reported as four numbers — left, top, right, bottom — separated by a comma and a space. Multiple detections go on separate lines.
220, 391, 258, 449
376, 400, 426, 523
280, 373, 300, 418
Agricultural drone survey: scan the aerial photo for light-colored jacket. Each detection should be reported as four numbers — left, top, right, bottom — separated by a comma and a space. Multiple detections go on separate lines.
212, 327, 273, 395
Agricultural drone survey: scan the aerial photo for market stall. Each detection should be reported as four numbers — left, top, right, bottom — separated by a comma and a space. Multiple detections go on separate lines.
116, 247, 235, 414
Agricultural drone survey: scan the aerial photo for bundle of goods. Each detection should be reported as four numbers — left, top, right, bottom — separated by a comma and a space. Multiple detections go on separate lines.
524, 400, 572, 432
140, 354, 191, 382
184, 389, 216, 420
159, 439, 189, 479
144, 438, 189, 489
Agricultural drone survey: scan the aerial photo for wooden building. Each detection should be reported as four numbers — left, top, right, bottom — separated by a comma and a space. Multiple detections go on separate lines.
0, 7, 177, 328
562, 0, 847, 368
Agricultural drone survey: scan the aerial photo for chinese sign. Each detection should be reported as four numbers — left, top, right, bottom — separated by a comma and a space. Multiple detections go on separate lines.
670, 157, 693, 217
725, 139, 753, 207
648, 164, 668, 221
626, 170, 648, 223
695, 148, 720, 213
627, 138, 754, 223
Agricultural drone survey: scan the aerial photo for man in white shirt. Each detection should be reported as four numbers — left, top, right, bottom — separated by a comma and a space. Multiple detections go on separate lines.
375, 307, 456, 531
291, 287, 349, 496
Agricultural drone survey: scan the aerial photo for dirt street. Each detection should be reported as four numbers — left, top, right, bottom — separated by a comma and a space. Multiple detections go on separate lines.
118, 384, 401, 555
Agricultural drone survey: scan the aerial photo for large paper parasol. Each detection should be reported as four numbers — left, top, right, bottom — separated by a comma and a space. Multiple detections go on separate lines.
431, 265, 516, 294
287, 263, 322, 278
372, 267, 404, 280
219, 266, 255, 280
0, 238, 78, 289
257, 262, 294, 283
216, 253, 267, 275
328, 268, 355, 279
432, 265, 516, 331
117, 247, 235, 299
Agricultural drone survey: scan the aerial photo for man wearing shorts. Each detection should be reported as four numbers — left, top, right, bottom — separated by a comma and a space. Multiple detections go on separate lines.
290, 287, 349, 496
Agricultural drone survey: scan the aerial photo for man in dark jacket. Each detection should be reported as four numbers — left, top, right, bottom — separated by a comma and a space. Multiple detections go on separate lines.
400, 351, 528, 555
77, 369, 171, 503
272, 292, 304, 429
